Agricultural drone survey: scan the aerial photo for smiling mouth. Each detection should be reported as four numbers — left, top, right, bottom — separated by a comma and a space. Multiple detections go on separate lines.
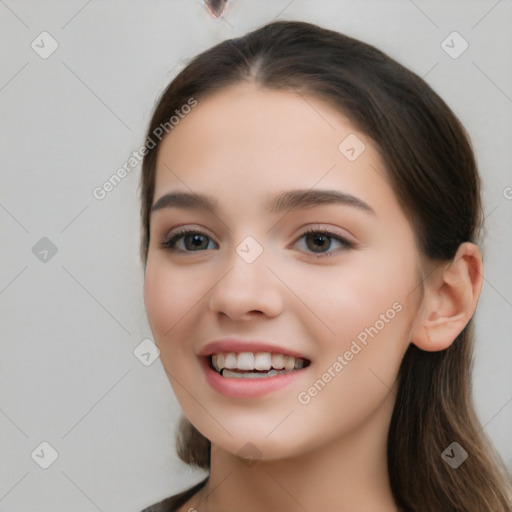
207, 352, 311, 379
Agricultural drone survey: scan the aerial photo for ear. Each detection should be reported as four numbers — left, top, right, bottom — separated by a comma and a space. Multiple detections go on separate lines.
411, 242, 484, 352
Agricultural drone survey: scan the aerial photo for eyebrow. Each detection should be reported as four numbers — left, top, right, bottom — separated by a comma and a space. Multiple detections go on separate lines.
150, 188, 376, 216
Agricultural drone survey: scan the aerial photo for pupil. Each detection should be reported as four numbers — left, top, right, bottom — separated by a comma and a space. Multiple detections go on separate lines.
308, 233, 329, 252
187, 234, 207, 249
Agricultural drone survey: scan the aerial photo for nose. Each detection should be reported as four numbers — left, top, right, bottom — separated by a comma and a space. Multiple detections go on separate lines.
206, 242, 284, 321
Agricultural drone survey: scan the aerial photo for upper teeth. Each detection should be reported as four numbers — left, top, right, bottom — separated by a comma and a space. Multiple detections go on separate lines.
211, 352, 306, 372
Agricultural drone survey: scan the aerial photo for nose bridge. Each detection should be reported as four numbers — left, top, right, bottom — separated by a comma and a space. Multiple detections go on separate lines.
234, 234, 266, 266
224, 233, 268, 291
207, 233, 282, 318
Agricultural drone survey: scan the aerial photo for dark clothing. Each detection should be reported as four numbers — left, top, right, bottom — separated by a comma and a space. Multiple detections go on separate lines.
141, 476, 209, 512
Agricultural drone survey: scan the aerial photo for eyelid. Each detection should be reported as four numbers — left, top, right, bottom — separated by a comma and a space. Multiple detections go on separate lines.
161, 222, 356, 242
161, 223, 215, 240
296, 223, 358, 244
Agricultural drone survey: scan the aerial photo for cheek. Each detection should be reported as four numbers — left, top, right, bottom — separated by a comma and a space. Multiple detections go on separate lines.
294, 302, 415, 444
143, 260, 201, 341
305, 256, 414, 343
301, 245, 419, 397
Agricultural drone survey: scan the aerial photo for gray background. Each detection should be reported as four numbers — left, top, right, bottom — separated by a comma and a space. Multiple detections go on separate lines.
0, 1, 511, 510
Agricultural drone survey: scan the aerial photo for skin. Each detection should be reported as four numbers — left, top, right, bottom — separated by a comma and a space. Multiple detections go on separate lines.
143, 82, 483, 511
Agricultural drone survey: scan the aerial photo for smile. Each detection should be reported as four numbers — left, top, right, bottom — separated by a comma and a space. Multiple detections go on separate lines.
201, 353, 312, 398
210, 351, 310, 378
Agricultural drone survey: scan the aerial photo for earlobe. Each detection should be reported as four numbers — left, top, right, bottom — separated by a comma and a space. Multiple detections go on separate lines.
411, 242, 483, 352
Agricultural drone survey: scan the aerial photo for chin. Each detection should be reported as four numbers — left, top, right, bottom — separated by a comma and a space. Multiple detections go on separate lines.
207, 430, 313, 463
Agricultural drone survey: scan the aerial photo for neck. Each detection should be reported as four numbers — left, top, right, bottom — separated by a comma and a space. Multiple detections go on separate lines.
193, 389, 399, 512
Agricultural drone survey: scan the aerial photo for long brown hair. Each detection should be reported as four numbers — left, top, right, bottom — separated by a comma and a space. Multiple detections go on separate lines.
138, 20, 512, 511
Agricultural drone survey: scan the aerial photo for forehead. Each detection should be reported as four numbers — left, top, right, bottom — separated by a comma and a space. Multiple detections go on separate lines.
156, 82, 355, 172
152, 82, 394, 217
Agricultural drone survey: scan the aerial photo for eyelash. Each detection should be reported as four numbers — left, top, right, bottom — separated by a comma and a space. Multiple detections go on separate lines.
160, 227, 355, 258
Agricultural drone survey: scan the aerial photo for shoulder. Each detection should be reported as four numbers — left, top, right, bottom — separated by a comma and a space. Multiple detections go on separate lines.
140, 476, 209, 512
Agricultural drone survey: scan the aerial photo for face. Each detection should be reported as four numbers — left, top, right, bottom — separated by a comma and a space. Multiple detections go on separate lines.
144, 82, 424, 460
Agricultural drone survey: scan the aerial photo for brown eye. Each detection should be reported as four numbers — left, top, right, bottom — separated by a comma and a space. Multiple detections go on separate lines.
160, 227, 354, 257
161, 229, 217, 252
296, 228, 354, 257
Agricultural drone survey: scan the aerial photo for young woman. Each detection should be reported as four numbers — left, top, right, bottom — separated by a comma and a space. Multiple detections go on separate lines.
138, 20, 512, 512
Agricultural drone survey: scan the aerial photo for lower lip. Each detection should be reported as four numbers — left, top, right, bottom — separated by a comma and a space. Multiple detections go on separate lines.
200, 356, 309, 398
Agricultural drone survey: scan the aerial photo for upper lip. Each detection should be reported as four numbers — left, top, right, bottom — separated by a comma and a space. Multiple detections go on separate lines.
197, 338, 311, 361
